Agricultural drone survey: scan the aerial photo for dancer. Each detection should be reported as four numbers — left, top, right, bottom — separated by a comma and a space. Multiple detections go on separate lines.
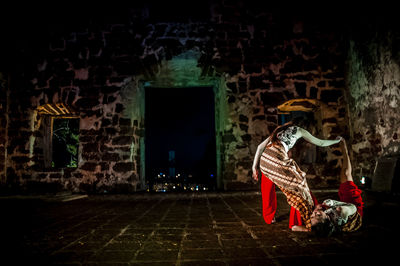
252, 116, 341, 230
292, 138, 364, 235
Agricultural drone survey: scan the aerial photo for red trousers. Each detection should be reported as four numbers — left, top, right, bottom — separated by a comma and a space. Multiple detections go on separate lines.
338, 181, 364, 217
261, 172, 318, 228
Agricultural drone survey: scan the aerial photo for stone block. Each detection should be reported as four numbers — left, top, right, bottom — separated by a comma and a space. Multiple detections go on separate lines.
320, 89, 342, 102
239, 124, 248, 131
100, 162, 110, 171
75, 98, 100, 109
105, 128, 118, 135
119, 118, 131, 126
241, 134, 251, 142
101, 118, 112, 127
332, 150, 342, 156
100, 86, 120, 95
239, 114, 248, 123
112, 136, 133, 145
82, 143, 99, 153
329, 79, 345, 88
115, 103, 124, 113
295, 82, 307, 97
83, 153, 101, 161
135, 129, 145, 137
120, 126, 134, 135
236, 160, 252, 169
310, 86, 318, 98
73, 172, 83, 179
49, 173, 62, 179
338, 107, 346, 118
281, 57, 304, 73
261, 92, 285, 106
102, 152, 121, 162
222, 134, 236, 144
79, 136, 94, 142
113, 162, 135, 173
243, 63, 261, 74
322, 117, 337, 124
226, 82, 237, 93
80, 162, 98, 171
114, 60, 140, 76
252, 115, 265, 121
228, 95, 236, 103
266, 115, 277, 124
11, 156, 30, 164
303, 61, 318, 71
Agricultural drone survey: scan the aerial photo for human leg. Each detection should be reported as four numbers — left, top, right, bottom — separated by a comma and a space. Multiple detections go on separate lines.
289, 191, 318, 228
338, 139, 364, 216
339, 139, 353, 183
289, 207, 303, 228
261, 172, 277, 224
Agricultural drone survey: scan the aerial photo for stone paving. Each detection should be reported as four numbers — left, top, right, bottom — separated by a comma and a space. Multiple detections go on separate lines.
1, 190, 399, 265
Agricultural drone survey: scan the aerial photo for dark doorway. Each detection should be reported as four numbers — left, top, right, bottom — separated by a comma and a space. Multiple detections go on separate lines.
145, 87, 216, 192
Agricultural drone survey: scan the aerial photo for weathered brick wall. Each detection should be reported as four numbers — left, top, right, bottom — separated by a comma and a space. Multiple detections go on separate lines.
212, 3, 347, 189
346, 22, 400, 182
0, 73, 7, 184
5, 6, 219, 193
3, 2, 348, 192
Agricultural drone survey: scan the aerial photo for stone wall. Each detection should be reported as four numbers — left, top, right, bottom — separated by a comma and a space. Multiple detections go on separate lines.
346, 21, 400, 182
213, 3, 347, 189
1, 2, 348, 192
0, 73, 7, 185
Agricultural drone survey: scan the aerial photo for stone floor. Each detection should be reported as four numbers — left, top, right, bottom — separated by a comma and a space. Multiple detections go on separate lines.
1, 190, 399, 265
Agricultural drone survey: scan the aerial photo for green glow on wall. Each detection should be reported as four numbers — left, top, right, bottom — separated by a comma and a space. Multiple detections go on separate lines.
52, 118, 79, 168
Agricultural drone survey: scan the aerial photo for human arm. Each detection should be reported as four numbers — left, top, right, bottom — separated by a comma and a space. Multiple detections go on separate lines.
298, 127, 341, 147
323, 199, 357, 219
252, 136, 271, 181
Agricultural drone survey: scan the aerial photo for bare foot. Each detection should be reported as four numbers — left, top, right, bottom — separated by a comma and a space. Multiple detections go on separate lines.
291, 225, 310, 232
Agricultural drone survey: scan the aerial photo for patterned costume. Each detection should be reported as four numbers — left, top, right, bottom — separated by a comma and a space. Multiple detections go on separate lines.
260, 126, 315, 229
323, 181, 364, 232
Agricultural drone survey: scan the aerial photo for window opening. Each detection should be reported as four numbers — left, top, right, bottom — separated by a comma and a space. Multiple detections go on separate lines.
37, 103, 79, 169
52, 118, 79, 168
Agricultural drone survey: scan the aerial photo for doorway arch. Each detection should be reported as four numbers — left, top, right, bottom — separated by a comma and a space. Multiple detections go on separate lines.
120, 49, 228, 191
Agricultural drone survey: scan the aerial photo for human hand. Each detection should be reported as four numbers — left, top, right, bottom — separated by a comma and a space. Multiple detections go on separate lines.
252, 169, 259, 182
336, 137, 348, 151
335, 136, 343, 142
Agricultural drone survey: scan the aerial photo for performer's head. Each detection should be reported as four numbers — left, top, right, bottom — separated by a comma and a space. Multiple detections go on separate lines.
310, 204, 328, 225
270, 114, 314, 144
310, 204, 338, 237
291, 113, 315, 130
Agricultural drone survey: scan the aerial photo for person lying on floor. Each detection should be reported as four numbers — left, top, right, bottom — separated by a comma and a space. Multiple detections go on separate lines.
252, 116, 340, 230
292, 138, 364, 236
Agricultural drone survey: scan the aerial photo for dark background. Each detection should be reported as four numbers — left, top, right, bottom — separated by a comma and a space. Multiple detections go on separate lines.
145, 87, 216, 186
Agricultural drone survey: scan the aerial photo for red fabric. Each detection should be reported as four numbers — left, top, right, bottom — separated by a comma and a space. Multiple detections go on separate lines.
338, 181, 364, 217
261, 171, 320, 228
261, 172, 277, 224
289, 206, 303, 228
288, 192, 318, 229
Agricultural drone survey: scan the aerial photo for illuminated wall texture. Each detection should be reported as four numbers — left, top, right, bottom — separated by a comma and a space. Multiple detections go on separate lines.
0, 73, 7, 183
346, 23, 400, 180
0, 2, 395, 192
